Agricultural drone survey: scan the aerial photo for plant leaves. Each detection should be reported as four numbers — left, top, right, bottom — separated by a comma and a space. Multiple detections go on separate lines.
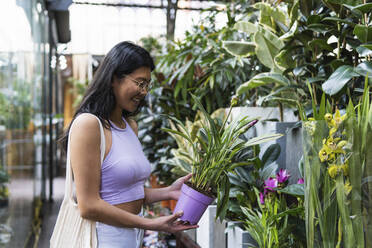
308, 39, 334, 52
237, 73, 290, 95
222, 41, 256, 57
322, 17, 355, 26
322, 65, 359, 95
355, 61, 372, 78
279, 21, 298, 40
356, 46, 372, 56
234, 21, 258, 34
278, 184, 305, 196
344, 3, 372, 14
274, 49, 296, 71
259, 162, 278, 180
353, 24, 372, 43
253, 28, 284, 71
261, 144, 281, 167
245, 133, 283, 147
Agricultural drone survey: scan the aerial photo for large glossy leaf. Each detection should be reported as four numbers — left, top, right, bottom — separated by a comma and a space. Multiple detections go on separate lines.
327, 0, 362, 6
259, 162, 278, 180
322, 17, 355, 26
222, 41, 255, 57
322, 65, 359, 95
289, 0, 299, 25
235, 167, 255, 184
254, 28, 284, 71
278, 184, 304, 196
234, 21, 258, 35
254, 2, 287, 28
237, 73, 290, 95
279, 21, 298, 40
228, 172, 248, 187
355, 61, 372, 78
344, 3, 372, 14
354, 25, 372, 43
274, 50, 296, 71
308, 39, 334, 52
356, 46, 372, 56
261, 144, 281, 167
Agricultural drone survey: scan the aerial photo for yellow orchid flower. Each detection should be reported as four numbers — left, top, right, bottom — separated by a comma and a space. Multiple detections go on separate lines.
329, 127, 337, 137
337, 140, 347, 149
325, 137, 337, 150
341, 163, 349, 176
328, 164, 338, 178
319, 148, 329, 162
325, 113, 336, 128
319, 143, 336, 162
334, 109, 347, 127
344, 180, 352, 195
322, 137, 345, 155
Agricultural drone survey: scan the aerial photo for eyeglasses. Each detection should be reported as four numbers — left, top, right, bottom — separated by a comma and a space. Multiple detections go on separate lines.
124, 74, 152, 91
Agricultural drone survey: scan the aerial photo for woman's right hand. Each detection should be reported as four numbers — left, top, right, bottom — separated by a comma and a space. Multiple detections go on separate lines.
150, 211, 198, 233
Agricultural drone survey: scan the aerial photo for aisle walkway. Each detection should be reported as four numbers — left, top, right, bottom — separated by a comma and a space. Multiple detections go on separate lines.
38, 177, 64, 248
0, 174, 33, 247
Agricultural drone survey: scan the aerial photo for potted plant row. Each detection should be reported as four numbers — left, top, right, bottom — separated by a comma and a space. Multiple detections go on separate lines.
163, 94, 282, 224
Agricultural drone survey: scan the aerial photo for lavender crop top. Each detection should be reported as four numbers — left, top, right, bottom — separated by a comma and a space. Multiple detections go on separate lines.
100, 118, 151, 205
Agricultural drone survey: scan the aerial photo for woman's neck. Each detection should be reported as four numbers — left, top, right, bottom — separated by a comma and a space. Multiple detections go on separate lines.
110, 109, 126, 129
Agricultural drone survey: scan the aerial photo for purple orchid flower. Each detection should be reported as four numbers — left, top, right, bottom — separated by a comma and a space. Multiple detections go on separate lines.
264, 177, 278, 191
276, 169, 290, 183
297, 178, 304, 184
259, 192, 265, 204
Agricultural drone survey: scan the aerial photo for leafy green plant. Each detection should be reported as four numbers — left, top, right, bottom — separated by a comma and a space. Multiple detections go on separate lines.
227, 142, 281, 215
163, 94, 282, 220
303, 79, 372, 247
1, 79, 33, 129
241, 187, 304, 248
224, 0, 372, 118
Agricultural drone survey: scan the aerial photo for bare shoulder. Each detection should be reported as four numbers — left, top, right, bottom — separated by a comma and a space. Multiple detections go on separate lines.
126, 117, 138, 136
71, 113, 101, 137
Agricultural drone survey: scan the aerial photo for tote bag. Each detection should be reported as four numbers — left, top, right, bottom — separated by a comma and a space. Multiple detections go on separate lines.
50, 114, 105, 248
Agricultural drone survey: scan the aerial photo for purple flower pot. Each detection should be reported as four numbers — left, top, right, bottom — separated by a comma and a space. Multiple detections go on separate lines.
173, 183, 215, 225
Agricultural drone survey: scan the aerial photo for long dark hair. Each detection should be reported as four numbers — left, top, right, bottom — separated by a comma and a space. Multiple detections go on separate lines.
59, 41, 155, 153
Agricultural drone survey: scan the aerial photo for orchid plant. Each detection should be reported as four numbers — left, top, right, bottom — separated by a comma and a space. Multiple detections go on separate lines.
241, 168, 305, 248
303, 80, 372, 247
163, 94, 282, 220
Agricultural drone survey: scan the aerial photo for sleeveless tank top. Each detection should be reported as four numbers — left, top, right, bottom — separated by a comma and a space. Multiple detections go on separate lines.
100, 118, 151, 205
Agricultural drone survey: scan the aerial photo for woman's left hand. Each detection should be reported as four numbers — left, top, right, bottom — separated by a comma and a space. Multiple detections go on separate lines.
168, 173, 192, 200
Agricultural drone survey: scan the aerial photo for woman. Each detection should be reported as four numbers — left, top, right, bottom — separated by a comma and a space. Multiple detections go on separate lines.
59, 41, 197, 247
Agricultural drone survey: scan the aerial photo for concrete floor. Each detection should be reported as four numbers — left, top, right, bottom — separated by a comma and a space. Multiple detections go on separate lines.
38, 177, 64, 248
0, 174, 34, 247
0, 174, 65, 248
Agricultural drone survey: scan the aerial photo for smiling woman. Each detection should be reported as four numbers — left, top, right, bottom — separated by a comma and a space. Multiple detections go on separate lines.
53, 41, 197, 248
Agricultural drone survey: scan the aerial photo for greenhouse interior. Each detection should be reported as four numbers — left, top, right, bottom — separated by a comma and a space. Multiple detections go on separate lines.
1, 0, 372, 247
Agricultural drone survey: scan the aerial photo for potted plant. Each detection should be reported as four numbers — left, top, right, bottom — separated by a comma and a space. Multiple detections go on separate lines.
163, 94, 282, 224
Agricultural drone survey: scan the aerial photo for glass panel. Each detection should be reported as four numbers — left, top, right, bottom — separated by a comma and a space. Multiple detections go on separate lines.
0, 0, 50, 246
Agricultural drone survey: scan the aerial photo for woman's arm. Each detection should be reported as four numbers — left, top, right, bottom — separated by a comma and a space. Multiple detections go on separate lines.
69, 114, 196, 232
144, 174, 192, 204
